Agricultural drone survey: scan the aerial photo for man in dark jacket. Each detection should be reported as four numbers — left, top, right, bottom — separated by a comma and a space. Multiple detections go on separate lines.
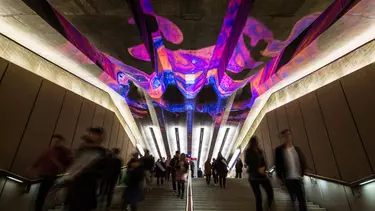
104, 148, 123, 209
235, 158, 244, 178
275, 129, 307, 211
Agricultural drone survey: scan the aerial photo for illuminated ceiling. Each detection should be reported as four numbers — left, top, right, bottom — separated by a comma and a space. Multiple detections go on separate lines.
1, 0, 374, 168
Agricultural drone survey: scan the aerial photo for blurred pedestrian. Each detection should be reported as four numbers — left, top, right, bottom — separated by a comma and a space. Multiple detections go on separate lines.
57, 127, 107, 211
275, 129, 307, 211
31, 135, 72, 211
216, 153, 228, 189
122, 159, 145, 211
204, 159, 212, 185
104, 148, 123, 209
235, 158, 244, 178
246, 136, 274, 211
155, 158, 166, 186
170, 151, 180, 192
176, 153, 189, 199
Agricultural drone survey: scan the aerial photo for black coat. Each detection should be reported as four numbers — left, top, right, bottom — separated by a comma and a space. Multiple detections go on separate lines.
235, 160, 243, 172
245, 148, 267, 180
275, 144, 307, 181
215, 158, 228, 177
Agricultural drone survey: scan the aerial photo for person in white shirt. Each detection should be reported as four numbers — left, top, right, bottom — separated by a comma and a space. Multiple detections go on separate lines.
275, 129, 307, 211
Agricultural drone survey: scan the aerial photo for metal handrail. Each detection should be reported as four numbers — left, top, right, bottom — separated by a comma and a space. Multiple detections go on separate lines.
186, 167, 194, 211
267, 166, 375, 188
0, 169, 42, 184
0, 165, 129, 193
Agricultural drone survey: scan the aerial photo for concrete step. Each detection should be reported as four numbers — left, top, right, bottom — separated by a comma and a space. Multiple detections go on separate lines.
192, 178, 326, 211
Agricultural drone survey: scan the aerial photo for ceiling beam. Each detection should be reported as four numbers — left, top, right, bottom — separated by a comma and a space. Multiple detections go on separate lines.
209, 0, 253, 84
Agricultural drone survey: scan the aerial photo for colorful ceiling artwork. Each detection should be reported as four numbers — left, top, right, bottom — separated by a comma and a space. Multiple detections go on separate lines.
19, 0, 360, 158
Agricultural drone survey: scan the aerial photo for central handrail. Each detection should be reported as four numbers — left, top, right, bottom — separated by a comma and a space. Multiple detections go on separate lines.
186, 166, 194, 211
266, 166, 375, 188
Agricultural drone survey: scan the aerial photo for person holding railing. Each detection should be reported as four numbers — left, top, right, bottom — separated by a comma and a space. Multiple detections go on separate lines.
30, 134, 72, 211
245, 136, 274, 211
275, 129, 307, 211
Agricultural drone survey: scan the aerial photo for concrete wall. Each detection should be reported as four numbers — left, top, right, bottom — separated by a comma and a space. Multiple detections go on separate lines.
253, 63, 375, 182
251, 62, 375, 210
0, 57, 136, 210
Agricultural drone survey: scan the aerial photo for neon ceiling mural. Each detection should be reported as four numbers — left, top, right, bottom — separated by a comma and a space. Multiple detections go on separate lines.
21, 0, 359, 156
39, 0, 351, 110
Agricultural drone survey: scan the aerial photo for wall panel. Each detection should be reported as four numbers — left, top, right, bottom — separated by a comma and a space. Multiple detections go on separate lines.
102, 110, 114, 148
299, 93, 340, 179
285, 101, 316, 173
340, 65, 375, 171
71, 99, 96, 150
0, 64, 42, 170
266, 111, 280, 150
92, 105, 106, 127
11, 81, 65, 175
109, 117, 120, 149
53, 91, 83, 148
0, 58, 7, 80
116, 127, 124, 150
260, 118, 274, 168
317, 81, 372, 181
275, 106, 289, 132
121, 133, 129, 161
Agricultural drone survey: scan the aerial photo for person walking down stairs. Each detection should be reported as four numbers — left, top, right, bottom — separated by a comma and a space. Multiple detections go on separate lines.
235, 158, 244, 178
275, 129, 308, 211
245, 136, 274, 211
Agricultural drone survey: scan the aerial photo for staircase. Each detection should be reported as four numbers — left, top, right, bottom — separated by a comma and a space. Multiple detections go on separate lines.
192, 178, 326, 211
48, 181, 186, 211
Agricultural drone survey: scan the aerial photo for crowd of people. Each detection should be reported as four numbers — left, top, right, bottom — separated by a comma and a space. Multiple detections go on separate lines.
29, 126, 307, 211
30, 127, 124, 211
203, 153, 229, 188
30, 126, 193, 211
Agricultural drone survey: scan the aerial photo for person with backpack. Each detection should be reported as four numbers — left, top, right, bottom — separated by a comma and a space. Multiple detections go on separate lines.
155, 158, 166, 186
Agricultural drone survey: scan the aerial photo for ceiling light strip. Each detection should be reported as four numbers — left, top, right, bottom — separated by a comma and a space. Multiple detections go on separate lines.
145, 92, 169, 157
149, 127, 162, 159
197, 128, 204, 167
228, 149, 241, 170
175, 127, 181, 153
219, 128, 230, 155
